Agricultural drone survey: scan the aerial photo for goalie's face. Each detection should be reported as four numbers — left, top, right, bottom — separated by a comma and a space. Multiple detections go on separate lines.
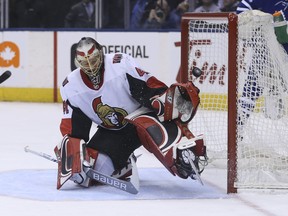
74, 37, 104, 78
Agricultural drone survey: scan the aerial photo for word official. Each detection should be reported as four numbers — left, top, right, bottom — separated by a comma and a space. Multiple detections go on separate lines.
102, 45, 148, 58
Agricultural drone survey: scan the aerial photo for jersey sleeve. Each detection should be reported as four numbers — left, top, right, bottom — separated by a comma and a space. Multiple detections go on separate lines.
236, 0, 259, 14
59, 78, 92, 142
123, 54, 168, 109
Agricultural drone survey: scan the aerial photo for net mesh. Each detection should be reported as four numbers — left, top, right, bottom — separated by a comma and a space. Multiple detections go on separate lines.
186, 10, 288, 188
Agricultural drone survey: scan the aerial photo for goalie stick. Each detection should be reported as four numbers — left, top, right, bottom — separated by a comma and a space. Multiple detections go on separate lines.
187, 150, 204, 185
24, 146, 58, 162
0, 70, 12, 84
24, 146, 139, 194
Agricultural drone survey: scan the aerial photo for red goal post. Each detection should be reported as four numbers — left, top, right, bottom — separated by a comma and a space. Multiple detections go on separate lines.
180, 11, 288, 193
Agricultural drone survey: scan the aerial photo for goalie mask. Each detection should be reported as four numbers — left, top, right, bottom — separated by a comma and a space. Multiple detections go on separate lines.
74, 37, 104, 85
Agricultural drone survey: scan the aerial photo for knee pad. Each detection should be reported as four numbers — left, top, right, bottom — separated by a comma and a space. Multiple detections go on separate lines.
127, 114, 208, 178
93, 151, 115, 176
72, 149, 116, 187
127, 114, 182, 175
54, 135, 90, 189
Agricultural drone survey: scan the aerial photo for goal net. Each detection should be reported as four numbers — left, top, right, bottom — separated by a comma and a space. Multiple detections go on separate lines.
180, 10, 288, 193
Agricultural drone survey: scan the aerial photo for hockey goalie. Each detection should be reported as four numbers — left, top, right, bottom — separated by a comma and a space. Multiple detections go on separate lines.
54, 37, 208, 191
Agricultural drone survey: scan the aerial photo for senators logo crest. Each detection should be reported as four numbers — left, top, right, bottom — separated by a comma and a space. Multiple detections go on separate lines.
92, 97, 128, 128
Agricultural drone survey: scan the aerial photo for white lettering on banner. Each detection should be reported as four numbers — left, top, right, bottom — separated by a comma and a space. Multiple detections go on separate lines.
102, 45, 148, 58
187, 36, 228, 92
191, 59, 226, 86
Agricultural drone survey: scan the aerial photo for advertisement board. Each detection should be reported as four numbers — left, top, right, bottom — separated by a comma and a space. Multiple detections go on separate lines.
0, 31, 182, 102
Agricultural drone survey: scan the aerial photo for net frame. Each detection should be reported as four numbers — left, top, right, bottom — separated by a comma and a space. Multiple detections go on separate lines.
181, 12, 238, 193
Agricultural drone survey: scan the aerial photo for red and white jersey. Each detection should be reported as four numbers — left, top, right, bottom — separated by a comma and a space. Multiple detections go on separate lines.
60, 53, 167, 140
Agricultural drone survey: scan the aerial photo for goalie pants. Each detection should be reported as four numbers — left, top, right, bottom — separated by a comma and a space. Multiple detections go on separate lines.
87, 123, 142, 170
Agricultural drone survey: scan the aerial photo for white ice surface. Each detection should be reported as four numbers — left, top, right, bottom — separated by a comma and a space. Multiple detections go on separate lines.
0, 102, 287, 216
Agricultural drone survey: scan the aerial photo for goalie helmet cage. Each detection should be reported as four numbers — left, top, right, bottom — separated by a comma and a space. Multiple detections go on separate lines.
180, 11, 288, 193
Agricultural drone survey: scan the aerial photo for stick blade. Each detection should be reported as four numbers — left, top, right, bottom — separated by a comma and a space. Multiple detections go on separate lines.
0, 70, 12, 84
24, 146, 29, 152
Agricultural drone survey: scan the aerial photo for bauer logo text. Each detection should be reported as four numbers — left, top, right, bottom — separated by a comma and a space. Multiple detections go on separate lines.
92, 172, 127, 190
